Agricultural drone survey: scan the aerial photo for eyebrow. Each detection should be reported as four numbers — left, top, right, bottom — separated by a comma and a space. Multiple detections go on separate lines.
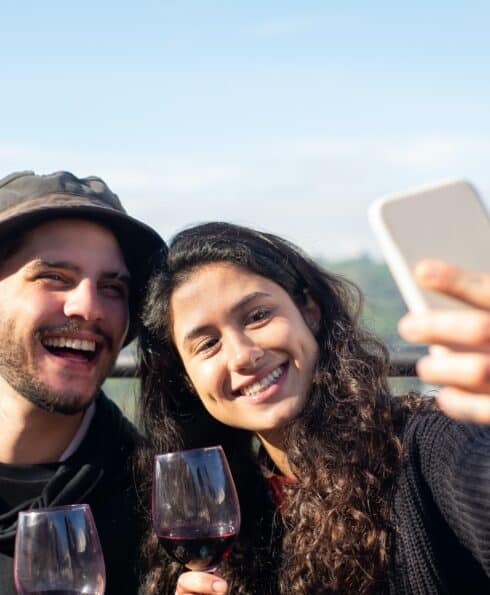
25, 259, 131, 287
182, 291, 272, 347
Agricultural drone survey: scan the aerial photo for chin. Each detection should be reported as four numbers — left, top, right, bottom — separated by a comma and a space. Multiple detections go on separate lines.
28, 394, 92, 416
56, 390, 97, 411
26, 385, 97, 416
271, 402, 304, 426
52, 401, 92, 416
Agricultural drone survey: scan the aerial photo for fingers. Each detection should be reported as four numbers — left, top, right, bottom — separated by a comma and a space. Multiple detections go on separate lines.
398, 309, 490, 349
436, 387, 490, 425
176, 571, 228, 595
416, 353, 490, 393
414, 260, 490, 310
399, 260, 490, 424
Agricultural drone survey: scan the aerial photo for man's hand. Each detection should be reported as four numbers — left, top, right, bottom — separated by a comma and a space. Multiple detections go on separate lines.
398, 259, 490, 424
176, 571, 228, 595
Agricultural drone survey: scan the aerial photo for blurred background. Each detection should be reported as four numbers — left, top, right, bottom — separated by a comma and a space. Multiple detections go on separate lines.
3, 0, 489, 416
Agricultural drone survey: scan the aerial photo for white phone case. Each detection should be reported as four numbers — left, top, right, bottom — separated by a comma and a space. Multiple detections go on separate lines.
368, 179, 490, 312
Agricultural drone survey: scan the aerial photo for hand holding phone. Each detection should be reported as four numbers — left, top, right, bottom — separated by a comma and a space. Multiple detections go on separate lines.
369, 180, 490, 424
368, 179, 490, 313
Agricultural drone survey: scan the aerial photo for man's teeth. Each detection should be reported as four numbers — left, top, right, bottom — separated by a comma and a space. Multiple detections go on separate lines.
42, 337, 96, 352
242, 366, 284, 397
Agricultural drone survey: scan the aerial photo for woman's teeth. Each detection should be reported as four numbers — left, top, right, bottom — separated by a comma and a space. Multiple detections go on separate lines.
242, 365, 285, 397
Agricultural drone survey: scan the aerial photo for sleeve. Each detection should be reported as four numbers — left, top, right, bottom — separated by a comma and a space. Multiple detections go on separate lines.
408, 412, 490, 574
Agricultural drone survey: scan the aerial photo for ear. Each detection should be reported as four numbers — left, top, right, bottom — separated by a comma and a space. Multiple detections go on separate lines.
301, 291, 321, 333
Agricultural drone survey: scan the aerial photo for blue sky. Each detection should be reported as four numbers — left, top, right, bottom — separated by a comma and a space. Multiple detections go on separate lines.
2, 1, 489, 258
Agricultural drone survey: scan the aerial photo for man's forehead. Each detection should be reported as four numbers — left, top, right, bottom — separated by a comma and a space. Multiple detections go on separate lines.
25, 217, 119, 242
29, 218, 119, 249
2, 217, 128, 274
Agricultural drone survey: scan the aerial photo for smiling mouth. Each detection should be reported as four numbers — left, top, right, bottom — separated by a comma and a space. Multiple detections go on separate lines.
238, 364, 287, 397
41, 336, 99, 362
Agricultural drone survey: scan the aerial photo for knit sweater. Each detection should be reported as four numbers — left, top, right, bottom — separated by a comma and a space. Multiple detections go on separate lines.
266, 411, 489, 593
389, 411, 490, 594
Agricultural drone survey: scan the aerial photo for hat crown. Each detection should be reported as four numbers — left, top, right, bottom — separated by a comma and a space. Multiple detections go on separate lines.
0, 170, 125, 213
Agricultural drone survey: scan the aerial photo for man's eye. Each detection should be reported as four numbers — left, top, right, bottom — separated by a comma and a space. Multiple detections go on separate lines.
103, 283, 128, 298
40, 273, 66, 283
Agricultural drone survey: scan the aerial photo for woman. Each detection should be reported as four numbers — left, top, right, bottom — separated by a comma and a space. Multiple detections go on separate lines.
137, 222, 490, 594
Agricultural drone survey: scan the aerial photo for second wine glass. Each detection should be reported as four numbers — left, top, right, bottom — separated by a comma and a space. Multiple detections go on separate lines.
14, 503, 105, 595
152, 446, 241, 572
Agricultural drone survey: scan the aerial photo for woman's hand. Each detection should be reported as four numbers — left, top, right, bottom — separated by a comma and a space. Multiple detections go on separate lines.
175, 571, 228, 595
398, 259, 490, 424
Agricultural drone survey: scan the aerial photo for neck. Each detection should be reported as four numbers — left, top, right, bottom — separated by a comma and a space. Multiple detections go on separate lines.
256, 428, 295, 479
0, 380, 84, 465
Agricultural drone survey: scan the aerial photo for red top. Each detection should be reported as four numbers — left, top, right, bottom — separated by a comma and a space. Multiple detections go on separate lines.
267, 474, 297, 513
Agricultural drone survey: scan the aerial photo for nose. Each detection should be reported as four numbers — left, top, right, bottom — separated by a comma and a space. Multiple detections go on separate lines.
226, 331, 264, 372
63, 279, 104, 322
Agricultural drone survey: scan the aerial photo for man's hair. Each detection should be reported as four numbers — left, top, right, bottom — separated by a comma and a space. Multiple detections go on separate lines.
0, 230, 24, 266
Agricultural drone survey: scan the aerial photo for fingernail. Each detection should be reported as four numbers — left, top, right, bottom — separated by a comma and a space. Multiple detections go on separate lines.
212, 579, 227, 593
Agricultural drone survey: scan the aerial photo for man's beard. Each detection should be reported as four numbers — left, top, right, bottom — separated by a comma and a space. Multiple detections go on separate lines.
0, 319, 102, 415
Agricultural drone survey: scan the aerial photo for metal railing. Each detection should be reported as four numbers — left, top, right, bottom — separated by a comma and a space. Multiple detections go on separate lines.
109, 348, 426, 379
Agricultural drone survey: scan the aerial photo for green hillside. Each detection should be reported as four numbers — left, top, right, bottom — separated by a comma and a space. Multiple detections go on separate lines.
318, 256, 408, 345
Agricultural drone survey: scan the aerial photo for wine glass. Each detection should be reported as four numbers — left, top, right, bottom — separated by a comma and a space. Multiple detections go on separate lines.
14, 504, 106, 595
153, 446, 241, 572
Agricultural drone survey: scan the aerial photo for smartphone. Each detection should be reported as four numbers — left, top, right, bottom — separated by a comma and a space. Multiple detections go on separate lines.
368, 179, 490, 312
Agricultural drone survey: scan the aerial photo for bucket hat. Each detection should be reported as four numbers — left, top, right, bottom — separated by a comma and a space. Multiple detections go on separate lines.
0, 170, 166, 343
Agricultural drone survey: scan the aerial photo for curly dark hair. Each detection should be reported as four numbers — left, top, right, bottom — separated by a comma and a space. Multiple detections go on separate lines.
135, 222, 430, 594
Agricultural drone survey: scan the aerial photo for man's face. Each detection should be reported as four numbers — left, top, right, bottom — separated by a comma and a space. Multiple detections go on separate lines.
0, 218, 130, 414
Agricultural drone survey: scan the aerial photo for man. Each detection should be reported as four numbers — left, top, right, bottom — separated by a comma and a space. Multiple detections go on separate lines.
0, 171, 165, 594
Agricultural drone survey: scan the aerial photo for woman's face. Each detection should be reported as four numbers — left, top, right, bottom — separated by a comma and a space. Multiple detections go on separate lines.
170, 262, 320, 440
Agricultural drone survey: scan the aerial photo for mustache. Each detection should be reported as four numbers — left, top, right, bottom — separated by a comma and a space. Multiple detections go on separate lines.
35, 320, 113, 349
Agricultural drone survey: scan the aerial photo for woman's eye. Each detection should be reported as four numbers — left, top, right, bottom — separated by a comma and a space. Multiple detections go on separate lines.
245, 308, 272, 325
196, 337, 219, 355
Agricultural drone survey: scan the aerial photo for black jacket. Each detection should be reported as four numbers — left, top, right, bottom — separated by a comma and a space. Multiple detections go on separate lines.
0, 393, 142, 594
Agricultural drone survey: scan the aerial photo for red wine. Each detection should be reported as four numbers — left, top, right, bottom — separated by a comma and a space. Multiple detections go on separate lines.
158, 531, 236, 571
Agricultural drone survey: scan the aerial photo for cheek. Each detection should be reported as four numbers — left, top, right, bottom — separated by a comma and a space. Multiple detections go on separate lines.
23, 293, 61, 319
303, 337, 319, 386
287, 319, 319, 379
184, 359, 223, 403
11, 296, 60, 338
185, 362, 232, 425
107, 302, 130, 339
304, 331, 319, 365
257, 318, 294, 348
273, 316, 317, 357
